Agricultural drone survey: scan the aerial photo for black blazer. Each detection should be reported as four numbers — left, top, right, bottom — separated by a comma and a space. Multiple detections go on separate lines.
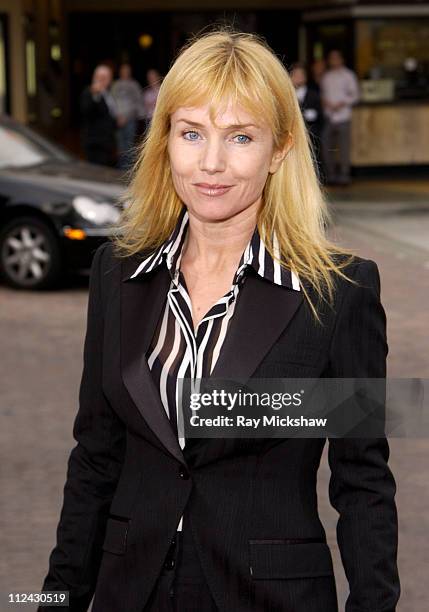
39, 241, 400, 612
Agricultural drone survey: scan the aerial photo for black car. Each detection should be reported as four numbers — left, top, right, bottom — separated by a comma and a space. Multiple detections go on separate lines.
0, 115, 125, 289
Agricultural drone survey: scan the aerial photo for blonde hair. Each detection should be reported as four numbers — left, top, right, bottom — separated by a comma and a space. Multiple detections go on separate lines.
112, 28, 357, 322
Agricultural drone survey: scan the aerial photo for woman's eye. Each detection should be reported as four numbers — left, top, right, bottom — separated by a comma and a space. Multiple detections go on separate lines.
183, 130, 200, 141
233, 134, 251, 144
181, 131, 251, 144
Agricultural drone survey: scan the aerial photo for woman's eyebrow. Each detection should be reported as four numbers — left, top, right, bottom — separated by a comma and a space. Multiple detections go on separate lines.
175, 118, 260, 130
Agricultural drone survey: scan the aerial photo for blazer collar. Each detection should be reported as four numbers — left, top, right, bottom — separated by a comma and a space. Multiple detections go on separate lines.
123, 208, 301, 293
120, 253, 303, 466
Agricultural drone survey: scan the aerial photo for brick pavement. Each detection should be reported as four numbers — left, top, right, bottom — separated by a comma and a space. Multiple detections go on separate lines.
321, 219, 429, 612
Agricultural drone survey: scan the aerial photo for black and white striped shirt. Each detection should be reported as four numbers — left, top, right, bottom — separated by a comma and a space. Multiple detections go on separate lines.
129, 208, 300, 529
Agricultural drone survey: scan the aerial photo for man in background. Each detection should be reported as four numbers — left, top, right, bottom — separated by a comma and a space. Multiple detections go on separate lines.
80, 65, 117, 167
310, 58, 326, 92
141, 68, 162, 135
290, 62, 324, 180
320, 49, 360, 185
112, 63, 144, 170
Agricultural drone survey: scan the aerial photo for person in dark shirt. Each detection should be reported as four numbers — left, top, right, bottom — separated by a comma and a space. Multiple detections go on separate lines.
290, 62, 324, 181
80, 64, 117, 167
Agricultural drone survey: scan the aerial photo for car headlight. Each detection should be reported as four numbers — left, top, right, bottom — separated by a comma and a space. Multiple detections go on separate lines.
72, 196, 121, 225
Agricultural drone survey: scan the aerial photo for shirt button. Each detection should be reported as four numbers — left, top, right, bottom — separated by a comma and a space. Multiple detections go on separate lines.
179, 467, 190, 480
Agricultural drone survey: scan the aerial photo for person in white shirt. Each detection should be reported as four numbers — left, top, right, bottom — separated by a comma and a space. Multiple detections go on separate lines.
112, 63, 144, 170
320, 50, 360, 185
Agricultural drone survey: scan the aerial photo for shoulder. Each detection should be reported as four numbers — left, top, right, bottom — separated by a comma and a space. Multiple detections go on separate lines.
92, 240, 114, 268
80, 87, 91, 100
329, 254, 382, 305
343, 255, 380, 285
331, 253, 379, 276
306, 87, 318, 101
92, 240, 154, 283
90, 241, 122, 288
344, 67, 358, 80
88, 241, 137, 311
336, 260, 383, 337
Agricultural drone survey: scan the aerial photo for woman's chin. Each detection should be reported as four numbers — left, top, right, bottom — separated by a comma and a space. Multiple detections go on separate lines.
186, 204, 238, 223
186, 199, 253, 224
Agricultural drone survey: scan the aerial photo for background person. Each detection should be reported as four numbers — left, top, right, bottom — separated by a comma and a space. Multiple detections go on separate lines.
310, 58, 326, 92
290, 61, 324, 180
80, 64, 117, 166
141, 68, 162, 134
112, 63, 144, 170
320, 49, 360, 185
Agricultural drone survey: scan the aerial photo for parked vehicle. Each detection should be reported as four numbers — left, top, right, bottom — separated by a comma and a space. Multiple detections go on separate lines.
0, 115, 125, 289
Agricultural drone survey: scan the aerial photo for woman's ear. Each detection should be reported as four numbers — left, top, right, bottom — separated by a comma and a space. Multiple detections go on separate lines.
269, 132, 294, 174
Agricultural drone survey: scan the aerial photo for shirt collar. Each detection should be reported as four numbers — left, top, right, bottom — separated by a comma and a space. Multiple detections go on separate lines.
127, 208, 300, 291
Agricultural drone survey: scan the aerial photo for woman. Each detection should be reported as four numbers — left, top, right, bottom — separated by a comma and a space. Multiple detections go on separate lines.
39, 31, 400, 611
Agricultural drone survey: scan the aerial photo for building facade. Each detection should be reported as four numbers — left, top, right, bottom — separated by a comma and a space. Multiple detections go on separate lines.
1, 0, 428, 166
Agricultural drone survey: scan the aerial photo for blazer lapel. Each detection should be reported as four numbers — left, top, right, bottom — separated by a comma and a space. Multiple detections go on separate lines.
120, 256, 303, 462
120, 260, 186, 466
211, 273, 304, 381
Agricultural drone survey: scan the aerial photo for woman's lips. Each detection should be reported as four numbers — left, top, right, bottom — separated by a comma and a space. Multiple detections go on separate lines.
193, 183, 234, 197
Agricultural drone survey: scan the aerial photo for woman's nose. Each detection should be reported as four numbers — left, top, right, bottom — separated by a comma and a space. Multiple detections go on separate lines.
199, 138, 226, 174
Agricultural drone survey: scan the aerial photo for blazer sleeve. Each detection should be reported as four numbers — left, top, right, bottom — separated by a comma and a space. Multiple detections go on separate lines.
38, 242, 126, 612
327, 260, 400, 612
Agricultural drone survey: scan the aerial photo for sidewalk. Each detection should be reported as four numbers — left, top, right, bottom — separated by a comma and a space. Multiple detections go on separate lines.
326, 178, 429, 264
326, 177, 429, 206
319, 177, 429, 612
325, 177, 429, 379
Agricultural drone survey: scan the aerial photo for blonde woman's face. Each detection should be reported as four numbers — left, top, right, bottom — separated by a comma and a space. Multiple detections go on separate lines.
168, 102, 288, 223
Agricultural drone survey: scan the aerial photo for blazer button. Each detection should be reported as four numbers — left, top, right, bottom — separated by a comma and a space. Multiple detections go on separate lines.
163, 557, 175, 570
179, 467, 190, 480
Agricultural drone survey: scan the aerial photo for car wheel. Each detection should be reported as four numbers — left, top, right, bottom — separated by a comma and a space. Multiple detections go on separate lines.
0, 216, 63, 289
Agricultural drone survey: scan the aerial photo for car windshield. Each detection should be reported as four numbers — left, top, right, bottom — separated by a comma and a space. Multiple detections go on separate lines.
0, 122, 73, 169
